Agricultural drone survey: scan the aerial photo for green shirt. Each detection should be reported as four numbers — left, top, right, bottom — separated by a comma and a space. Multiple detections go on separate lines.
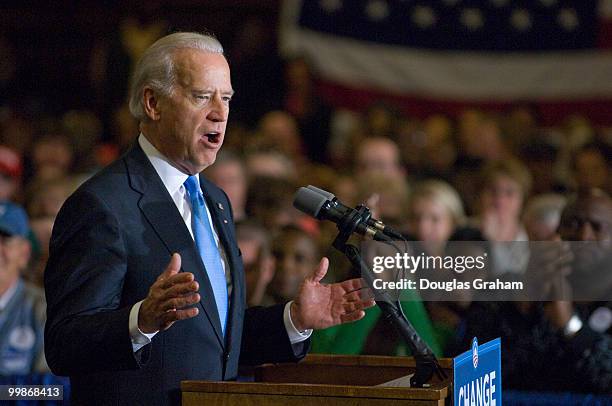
311, 289, 442, 357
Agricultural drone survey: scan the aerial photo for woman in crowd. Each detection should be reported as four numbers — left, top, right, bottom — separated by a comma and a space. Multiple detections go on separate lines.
474, 159, 532, 275
405, 180, 470, 354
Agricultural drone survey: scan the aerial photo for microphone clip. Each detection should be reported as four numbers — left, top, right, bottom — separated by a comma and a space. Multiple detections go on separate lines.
331, 204, 378, 251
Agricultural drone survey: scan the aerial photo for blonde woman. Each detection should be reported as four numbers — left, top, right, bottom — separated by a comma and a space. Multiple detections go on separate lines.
408, 179, 466, 255
407, 180, 468, 354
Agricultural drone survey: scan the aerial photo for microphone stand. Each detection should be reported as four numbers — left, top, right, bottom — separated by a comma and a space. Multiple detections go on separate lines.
331, 206, 448, 387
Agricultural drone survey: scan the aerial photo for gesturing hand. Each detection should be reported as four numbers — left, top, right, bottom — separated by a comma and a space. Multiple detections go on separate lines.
525, 237, 573, 300
290, 257, 376, 331
138, 253, 201, 333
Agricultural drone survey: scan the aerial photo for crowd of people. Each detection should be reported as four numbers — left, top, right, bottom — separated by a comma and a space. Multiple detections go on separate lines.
0, 29, 611, 396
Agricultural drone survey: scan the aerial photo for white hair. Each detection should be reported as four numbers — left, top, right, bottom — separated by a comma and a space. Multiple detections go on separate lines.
523, 193, 567, 227
128, 32, 224, 121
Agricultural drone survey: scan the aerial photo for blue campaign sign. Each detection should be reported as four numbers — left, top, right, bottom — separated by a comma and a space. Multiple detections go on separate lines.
454, 337, 502, 406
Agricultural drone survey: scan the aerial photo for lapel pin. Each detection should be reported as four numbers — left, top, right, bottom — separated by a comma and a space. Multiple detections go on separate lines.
223, 219, 228, 224
217, 203, 224, 211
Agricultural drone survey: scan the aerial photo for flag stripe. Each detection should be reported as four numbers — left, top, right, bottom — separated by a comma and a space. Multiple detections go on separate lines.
280, 0, 612, 124
282, 28, 612, 100
317, 80, 612, 125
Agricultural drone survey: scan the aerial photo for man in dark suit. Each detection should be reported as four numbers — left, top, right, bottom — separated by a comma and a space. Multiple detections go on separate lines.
44, 32, 374, 405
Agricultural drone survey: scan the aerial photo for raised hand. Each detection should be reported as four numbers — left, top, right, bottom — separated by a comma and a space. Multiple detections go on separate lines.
138, 253, 201, 333
524, 237, 573, 301
290, 257, 376, 331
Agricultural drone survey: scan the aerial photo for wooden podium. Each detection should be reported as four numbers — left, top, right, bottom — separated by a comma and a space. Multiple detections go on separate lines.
182, 354, 452, 405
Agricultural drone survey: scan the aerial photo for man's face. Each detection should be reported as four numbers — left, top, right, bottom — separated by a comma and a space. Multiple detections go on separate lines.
356, 140, 403, 179
271, 233, 317, 301
152, 50, 233, 174
558, 196, 612, 270
208, 161, 246, 211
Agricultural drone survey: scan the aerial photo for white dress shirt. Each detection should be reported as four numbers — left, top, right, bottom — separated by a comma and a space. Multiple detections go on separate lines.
129, 135, 311, 351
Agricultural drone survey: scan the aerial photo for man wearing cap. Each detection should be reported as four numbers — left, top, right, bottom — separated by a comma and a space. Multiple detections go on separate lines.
0, 201, 47, 375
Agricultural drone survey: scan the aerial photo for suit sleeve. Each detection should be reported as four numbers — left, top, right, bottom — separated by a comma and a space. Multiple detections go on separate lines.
239, 303, 309, 366
44, 188, 147, 376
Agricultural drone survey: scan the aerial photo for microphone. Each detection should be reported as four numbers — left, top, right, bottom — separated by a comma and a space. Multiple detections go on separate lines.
295, 185, 446, 386
293, 186, 403, 241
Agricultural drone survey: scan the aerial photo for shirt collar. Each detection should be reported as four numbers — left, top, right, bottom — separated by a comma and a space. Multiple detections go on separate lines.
138, 134, 200, 195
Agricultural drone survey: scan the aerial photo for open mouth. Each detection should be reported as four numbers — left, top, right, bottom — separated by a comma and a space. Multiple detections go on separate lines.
205, 132, 221, 144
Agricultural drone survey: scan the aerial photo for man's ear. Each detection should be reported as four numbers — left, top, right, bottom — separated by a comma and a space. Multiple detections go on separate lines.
142, 87, 162, 121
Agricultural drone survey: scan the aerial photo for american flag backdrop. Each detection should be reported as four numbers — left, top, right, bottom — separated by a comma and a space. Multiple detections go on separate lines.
280, 0, 612, 124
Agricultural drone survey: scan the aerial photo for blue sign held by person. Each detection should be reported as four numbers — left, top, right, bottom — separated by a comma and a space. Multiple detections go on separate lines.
454, 337, 502, 406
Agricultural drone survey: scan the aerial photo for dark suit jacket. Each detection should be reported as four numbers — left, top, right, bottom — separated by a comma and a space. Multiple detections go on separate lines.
44, 143, 307, 405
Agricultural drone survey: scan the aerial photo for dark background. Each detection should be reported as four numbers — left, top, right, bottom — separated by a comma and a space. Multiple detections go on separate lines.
0, 1, 281, 115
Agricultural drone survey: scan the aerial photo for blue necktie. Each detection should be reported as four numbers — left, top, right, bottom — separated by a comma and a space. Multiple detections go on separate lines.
184, 175, 228, 335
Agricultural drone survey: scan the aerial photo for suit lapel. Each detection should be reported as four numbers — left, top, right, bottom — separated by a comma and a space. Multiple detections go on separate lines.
124, 144, 225, 348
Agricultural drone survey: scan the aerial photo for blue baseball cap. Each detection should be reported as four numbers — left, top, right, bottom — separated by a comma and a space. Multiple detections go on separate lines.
0, 201, 30, 238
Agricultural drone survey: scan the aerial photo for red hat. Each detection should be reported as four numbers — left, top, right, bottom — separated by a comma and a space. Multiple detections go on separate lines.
0, 146, 22, 179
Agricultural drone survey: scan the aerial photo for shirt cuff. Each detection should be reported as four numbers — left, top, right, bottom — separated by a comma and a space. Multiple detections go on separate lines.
283, 301, 312, 344
129, 300, 158, 352
563, 313, 583, 338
